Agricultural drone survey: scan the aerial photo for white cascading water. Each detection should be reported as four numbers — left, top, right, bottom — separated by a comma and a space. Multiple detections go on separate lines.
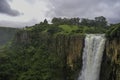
78, 34, 106, 80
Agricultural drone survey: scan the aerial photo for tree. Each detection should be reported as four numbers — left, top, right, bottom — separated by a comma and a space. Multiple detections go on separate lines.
43, 19, 48, 24
52, 17, 80, 25
52, 17, 62, 25
80, 18, 88, 26
95, 16, 107, 27
70, 18, 80, 25
81, 18, 95, 27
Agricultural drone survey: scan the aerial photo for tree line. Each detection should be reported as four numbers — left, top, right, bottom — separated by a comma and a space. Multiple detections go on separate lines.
51, 16, 107, 27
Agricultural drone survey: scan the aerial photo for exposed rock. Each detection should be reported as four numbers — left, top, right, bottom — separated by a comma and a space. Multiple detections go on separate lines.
100, 39, 120, 80
55, 35, 84, 80
13, 30, 120, 80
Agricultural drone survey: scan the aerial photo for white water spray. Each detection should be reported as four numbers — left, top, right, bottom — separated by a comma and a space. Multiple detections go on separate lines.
78, 34, 106, 80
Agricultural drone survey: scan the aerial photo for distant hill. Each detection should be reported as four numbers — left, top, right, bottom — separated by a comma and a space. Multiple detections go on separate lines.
0, 27, 18, 47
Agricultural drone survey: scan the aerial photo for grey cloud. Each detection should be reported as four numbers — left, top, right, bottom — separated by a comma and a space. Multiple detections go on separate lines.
0, 19, 37, 27
47, 0, 120, 23
0, 0, 20, 16
25, 0, 37, 4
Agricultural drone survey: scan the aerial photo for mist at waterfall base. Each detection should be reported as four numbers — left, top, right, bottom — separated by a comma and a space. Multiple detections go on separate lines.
78, 34, 106, 80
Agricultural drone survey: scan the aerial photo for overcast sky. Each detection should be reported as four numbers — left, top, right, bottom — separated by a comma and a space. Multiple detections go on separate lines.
0, 0, 120, 27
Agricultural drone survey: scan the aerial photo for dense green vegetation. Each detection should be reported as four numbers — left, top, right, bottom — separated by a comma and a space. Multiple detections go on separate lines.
0, 16, 120, 80
106, 23, 120, 39
26, 16, 109, 35
0, 27, 17, 47
0, 30, 69, 80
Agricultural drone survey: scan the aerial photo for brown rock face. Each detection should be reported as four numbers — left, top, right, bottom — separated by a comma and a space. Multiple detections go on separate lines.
56, 35, 84, 67
55, 35, 84, 80
106, 39, 120, 65
100, 39, 120, 80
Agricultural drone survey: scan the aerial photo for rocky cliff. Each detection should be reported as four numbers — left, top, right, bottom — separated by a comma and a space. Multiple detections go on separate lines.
55, 35, 120, 80
13, 31, 84, 80
100, 38, 120, 80
55, 35, 84, 80
12, 30, 120, 80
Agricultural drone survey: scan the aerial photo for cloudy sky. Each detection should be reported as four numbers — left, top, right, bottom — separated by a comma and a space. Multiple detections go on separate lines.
0, 0, 120, 27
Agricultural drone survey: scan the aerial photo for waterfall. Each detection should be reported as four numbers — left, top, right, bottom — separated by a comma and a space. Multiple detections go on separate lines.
78, 34, 106, 80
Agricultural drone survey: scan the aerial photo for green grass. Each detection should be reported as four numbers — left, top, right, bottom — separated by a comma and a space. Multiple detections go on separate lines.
59, 25, 79, 33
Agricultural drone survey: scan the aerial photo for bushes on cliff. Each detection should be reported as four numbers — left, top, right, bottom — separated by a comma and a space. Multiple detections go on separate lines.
47, 25, 63, 35
106, 24, 120, 39
0, 30, 66, 80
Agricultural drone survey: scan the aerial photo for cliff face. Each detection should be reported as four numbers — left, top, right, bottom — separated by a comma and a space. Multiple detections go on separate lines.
100, 39, 120, 80
55, 35, 84, 79
14, 31, 84, 80
52, 35, 120, 80
55, 35, 120, 80
55, 35, 84, 68
13, 31, 120, 80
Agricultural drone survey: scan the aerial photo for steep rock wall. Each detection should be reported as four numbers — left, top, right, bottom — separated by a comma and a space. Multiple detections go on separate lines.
55, 35, 84, 68
13, 30, 120, 80
54, 35, 84, 80
14, 31, 84, 80
100, 39, 120, 80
